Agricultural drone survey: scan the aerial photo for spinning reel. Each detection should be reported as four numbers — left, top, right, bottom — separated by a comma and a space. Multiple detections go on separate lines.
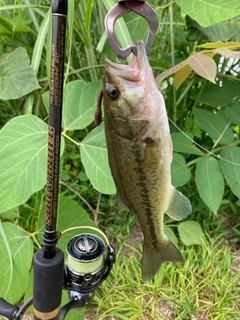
0, 229, 115, 320
61, 229, 115, 317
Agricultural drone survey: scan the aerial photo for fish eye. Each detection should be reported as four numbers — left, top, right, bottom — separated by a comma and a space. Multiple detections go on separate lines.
107, 85, 119, 100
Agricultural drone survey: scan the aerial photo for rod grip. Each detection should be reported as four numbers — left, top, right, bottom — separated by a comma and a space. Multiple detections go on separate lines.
33, 248, 64, 320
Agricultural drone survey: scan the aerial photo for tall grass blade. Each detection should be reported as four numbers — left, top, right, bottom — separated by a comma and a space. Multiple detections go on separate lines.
64, 0, 74, 84
24, 8, 51, 114
22, 0, 40, 32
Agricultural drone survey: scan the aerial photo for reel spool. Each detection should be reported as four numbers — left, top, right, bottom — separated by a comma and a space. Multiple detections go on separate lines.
61, 227, 115, 311
65, 233, 111, 292
26, 227, 115, 319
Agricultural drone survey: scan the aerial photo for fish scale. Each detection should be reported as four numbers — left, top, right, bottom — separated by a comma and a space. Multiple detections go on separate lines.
102, 40, 192, 281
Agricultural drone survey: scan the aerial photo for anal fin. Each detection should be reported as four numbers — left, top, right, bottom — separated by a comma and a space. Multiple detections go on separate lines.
166, 186, 192, 221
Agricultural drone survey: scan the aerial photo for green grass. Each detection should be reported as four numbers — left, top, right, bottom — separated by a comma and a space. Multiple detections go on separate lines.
79, 235, 240, 320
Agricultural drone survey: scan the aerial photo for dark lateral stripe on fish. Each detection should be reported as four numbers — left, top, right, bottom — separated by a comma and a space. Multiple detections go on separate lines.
132, 144, 159, 245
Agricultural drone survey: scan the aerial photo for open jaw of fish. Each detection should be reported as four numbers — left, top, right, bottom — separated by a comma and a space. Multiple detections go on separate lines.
102, 39, 192, 281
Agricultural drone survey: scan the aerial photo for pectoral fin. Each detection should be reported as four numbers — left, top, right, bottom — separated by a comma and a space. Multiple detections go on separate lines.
166, 186, 192, 221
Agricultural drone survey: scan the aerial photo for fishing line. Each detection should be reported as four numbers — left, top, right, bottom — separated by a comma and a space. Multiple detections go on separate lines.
60, 226, 110, 245
168, 117, 240, 166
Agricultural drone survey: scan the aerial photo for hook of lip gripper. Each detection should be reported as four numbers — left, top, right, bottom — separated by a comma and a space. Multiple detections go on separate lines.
105, 0, 159, 59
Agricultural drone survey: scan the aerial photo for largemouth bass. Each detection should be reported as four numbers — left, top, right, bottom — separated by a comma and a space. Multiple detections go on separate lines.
102, 40, 191, 281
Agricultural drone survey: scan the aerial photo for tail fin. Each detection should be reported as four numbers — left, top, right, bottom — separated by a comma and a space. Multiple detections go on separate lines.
141, 239, 183, 281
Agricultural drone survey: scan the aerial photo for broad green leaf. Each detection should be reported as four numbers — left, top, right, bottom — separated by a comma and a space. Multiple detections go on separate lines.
195, 157, 224, 214
176, 0, 240, 27
38, 195, 98, 252
198, 81, 235, 107
186, 16, 240, 42
178, 220, 205, 246
225, 103, 240, 126
171, 153, 191, 187
171, 132, 203, 155
42, 80, 102, 131
0, 115, 64, 213
62, 81, 102, 130
194, 109, 234, 145
0, 208, 19, 220
221, 146, 240, 199
0, 220, 12, 297
80, 123, 116, 194
187, 54, 216, 83
0, 47, 39, 100
0, 222, 33, 304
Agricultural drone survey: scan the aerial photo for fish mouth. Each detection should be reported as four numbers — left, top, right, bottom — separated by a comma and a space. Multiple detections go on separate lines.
105, 40, 148, 83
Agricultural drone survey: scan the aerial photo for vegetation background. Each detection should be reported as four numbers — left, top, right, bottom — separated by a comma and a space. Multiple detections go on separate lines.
0, 0, 240, 319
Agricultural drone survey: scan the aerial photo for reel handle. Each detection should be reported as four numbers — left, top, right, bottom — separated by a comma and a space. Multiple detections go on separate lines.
0, 297, 33, 320
0, 298, 18, 320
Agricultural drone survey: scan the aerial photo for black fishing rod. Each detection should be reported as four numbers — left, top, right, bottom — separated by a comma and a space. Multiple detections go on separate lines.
33, 1, 67, 320
42, 0, 68, 260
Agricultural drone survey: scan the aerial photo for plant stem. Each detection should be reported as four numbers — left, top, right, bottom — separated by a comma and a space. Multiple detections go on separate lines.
62, 131, 81, 147
176, 78, 195, 107
95, 192, 102, 225
59, 180, 97, 219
